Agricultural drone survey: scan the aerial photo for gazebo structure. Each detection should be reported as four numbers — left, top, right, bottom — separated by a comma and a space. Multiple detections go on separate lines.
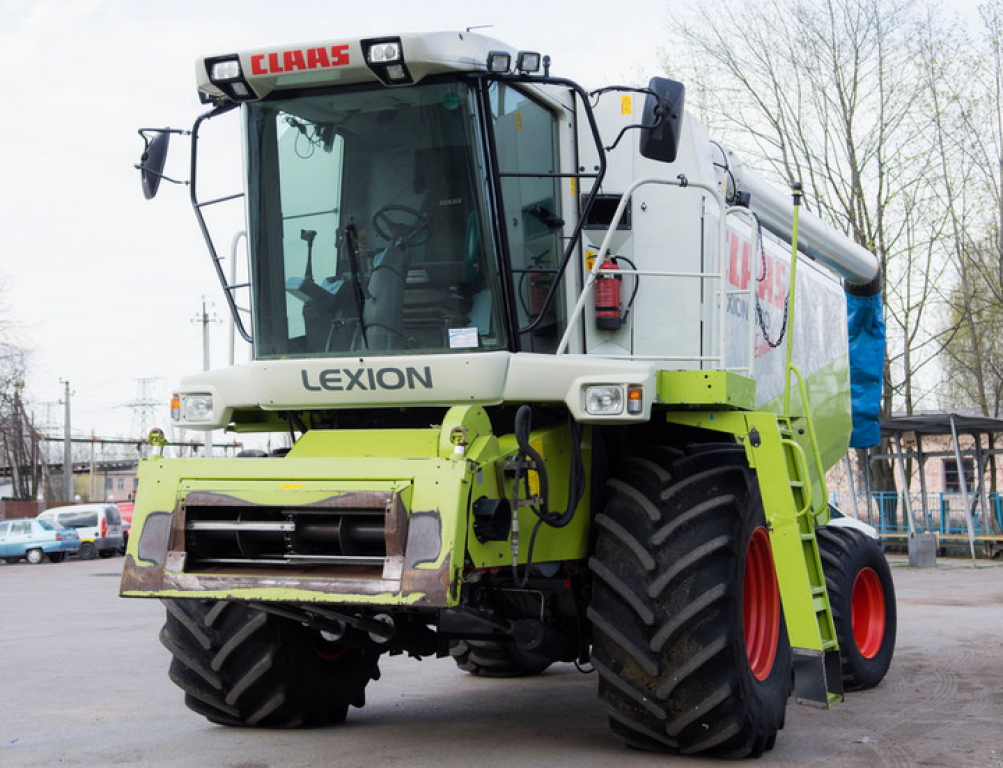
844, 412, 1003, 560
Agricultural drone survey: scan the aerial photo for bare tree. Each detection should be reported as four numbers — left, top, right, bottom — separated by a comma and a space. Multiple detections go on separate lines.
921, 2, 1003, 415
667, 0, 960, 512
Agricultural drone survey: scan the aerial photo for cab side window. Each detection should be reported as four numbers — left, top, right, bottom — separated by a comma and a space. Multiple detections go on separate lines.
489, 82, 564, 352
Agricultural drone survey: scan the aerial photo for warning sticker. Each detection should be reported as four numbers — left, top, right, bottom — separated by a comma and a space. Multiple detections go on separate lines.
449, 327, 479, 349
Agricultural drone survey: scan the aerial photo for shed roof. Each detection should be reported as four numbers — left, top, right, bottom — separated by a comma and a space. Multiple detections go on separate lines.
881, 412, 1003, 437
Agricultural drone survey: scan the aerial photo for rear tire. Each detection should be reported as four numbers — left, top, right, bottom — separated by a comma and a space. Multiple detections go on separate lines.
160, 600, 380, 727
48, 552, 66, 563
449, 639, 552, 677
589, 447, 790, 758
817, 526, 896, 690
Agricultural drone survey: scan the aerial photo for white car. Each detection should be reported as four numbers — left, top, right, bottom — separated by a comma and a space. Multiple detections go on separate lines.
826, 503, 880, 539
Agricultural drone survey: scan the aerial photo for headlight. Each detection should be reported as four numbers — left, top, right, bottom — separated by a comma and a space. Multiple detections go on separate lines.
487, 51, 512, 73
182, 394, 214, 422
361, 36, 412, 85
205, 54, 255, 102
584, 385, 624, 415
367, 42, 401, 64
210, 59, 242, 81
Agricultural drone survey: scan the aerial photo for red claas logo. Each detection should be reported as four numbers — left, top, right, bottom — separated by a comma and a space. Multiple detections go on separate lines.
251, 45, 350, 75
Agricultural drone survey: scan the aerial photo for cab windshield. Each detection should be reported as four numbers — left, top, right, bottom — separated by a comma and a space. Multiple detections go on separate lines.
246, 80, 508, 359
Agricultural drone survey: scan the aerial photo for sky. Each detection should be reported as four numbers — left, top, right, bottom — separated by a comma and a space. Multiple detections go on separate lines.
0, 0, 669, 442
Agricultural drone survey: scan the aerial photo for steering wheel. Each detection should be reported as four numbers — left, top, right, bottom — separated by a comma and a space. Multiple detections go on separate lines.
371, 204, 428, 245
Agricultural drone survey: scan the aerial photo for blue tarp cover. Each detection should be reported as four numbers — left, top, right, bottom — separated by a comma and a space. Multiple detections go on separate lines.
846, 291, 885, 448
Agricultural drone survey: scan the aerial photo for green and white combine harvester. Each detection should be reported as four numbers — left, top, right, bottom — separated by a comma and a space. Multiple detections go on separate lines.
125, 31, 896, 758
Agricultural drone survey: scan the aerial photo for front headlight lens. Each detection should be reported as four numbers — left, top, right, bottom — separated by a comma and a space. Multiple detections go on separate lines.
584, 385, 624, 415
368, 42, 401, 63
210, 59, 242, 81
182, 395, 214, 422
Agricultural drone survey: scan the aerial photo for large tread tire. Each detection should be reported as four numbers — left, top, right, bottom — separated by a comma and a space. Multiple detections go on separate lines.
160, 599, 380, 727
816, 526, 896, 690
589, 447, 790, 758
449, 639, 552, 677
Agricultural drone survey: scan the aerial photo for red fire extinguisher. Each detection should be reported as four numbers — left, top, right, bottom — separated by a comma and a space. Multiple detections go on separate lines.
594, 256, 621, 330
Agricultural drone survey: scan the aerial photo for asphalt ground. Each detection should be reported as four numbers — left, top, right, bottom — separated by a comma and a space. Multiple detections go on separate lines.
1, 554, 1001, 767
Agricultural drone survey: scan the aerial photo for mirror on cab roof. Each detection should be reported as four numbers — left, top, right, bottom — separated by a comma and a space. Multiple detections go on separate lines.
138, 129, 172, 200
639, 77, 686, 164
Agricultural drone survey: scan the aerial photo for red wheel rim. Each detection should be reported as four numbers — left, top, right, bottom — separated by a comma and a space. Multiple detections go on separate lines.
851, 567, 886, 658
744, 526, 781, 681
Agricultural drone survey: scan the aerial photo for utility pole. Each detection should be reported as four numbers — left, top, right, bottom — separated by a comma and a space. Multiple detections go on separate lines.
193, 297, 220, 457
60, 379, 72, 502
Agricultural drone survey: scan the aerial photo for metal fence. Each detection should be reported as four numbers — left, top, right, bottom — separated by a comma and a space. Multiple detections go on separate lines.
828, 491, 1003, 538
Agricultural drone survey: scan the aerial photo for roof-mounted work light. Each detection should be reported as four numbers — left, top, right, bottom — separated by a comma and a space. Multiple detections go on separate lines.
515, 52, 541, 73
362, 36, 412, 85
487, 51, 512, 73
367, 41, 402, 64
205, 55, 255, 101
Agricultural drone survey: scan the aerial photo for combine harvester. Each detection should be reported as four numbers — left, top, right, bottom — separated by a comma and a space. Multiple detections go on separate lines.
125, 31, 895, 757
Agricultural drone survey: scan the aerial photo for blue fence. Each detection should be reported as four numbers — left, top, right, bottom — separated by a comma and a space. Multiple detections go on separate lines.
828, 491, 1003, 538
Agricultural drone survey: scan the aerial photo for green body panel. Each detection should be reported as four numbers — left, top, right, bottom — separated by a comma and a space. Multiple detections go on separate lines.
656, 370, 758, 411
121, 406, 591, 606
759, 354, 852, 479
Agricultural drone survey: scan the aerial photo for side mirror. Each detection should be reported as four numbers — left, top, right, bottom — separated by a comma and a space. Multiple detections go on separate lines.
639, 77, 686, 164
138, 130, 171, 199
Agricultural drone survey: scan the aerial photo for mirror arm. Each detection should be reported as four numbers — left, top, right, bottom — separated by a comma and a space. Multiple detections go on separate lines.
603, 112, 665, 153
137, 127, 191, 152
132, 164, 188, 187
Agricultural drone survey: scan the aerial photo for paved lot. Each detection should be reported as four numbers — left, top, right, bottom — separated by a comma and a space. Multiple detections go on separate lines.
1, 554, 1001, 767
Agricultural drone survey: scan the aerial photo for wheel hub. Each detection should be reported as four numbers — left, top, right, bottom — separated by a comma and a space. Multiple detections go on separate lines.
744, 526, 781, 681
851, 566, 886, 658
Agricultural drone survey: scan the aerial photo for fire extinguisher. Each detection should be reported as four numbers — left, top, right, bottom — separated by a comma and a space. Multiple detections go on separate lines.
594, 256, 621, 330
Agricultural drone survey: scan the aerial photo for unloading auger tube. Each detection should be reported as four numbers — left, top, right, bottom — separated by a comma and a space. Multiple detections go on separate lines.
724, 148, 880, 287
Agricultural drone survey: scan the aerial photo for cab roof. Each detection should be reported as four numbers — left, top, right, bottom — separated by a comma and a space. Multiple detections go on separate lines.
197, 31, 517, 102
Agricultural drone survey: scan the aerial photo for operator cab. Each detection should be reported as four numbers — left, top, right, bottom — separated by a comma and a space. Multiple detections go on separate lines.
247, 76, 566, 360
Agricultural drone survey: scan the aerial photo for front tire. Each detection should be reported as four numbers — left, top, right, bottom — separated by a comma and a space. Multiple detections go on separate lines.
589, 447, 790, 758
25, 548, 44, 565
817, 526, 896, 690
160, 600, 380, 727
78, 542, 96, 560
449, 639, 552, 677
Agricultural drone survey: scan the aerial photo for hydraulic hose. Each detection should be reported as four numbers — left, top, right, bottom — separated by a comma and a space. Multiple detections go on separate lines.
513, 405, 584, 529
511, 405, 586, 588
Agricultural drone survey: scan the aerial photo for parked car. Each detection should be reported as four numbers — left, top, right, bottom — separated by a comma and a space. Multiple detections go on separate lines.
0, 518, 81, 564
37, 504, 124, 560
828, 503, 880, 539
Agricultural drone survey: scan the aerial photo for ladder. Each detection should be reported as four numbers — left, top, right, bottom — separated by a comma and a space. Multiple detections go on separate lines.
773, 414, 843, 708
